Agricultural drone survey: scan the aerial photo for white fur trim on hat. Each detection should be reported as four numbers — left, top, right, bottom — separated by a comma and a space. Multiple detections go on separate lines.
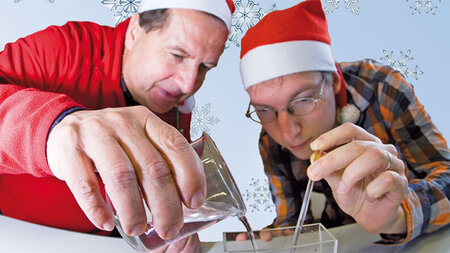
178, 96, 195, 114
138, 0, 232, 32
240, 40, 337, 89
338, 104, 360, 124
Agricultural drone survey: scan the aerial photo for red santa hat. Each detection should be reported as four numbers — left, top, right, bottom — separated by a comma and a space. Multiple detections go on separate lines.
138, 0, 235, 32
240, 0, 347, 107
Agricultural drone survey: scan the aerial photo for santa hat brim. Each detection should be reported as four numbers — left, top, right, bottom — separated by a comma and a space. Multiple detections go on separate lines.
240, 40, 336, 89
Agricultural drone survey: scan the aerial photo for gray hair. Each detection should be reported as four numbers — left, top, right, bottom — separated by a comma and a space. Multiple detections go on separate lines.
139, 9, 169, 33
138, 9, 223, 33
321, 71, 334, 86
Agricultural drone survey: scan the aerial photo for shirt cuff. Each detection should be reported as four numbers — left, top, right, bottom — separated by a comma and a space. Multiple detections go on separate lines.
374, 198, 412, 245
375, 232, 407, 245
47, 107, 85, 141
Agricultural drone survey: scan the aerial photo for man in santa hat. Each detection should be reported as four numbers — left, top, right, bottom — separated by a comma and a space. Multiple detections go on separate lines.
239, 0, 448, 244
0, 0, 234, 251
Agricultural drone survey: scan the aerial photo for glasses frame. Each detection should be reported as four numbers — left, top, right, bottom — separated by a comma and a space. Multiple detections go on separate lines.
245, 77, 327, 123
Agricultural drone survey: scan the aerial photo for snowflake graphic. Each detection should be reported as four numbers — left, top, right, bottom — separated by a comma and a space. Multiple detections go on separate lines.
226, 0, 276, 48
190, 103, 220, 139
14, 0, 54, 2
407, 0, 442, 15
380, 50, 424, 81
242, 178, 275, 213
102, 0, 140, 25
323, 0, 359, 15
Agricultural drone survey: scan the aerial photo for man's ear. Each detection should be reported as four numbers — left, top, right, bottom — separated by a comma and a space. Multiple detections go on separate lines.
124, 13, 141, 50
332, 72, 341, 95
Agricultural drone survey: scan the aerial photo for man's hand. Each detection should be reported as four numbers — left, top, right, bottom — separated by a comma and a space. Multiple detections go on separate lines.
46, 106, 206, 239
307, 122, 408, 234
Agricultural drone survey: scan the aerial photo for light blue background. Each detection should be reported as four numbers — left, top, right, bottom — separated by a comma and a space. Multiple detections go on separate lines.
1, 0, 448, 242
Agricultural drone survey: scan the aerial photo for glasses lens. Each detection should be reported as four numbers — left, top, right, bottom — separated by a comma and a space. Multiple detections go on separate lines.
255, 109, 276, 123
290, 98, 316, 116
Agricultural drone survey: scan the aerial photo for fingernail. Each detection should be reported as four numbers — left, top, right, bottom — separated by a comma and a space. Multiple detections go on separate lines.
336, 181, 346, 194
102, 221, 114, 231
310, 138, 322, 150
308, 164, 320, 180
165, 225, 181, 240
190, 191, 205, 208
129, 223, 147, 236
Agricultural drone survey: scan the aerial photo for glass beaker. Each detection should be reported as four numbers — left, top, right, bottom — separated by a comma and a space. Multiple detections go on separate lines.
109, 132, 247, 251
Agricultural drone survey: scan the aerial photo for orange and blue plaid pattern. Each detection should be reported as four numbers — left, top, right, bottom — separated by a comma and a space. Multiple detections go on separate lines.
259, 59, 449, 244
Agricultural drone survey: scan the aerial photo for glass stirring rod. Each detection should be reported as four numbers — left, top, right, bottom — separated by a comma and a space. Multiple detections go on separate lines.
289, 151, 326, 253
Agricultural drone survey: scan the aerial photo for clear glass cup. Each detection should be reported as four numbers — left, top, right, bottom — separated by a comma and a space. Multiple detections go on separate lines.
223, 223, 338, 253
108, 132, 246, 252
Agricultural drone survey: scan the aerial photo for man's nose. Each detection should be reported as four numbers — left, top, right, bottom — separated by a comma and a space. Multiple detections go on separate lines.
277, 111, 301, 142
177, 64, 198, 94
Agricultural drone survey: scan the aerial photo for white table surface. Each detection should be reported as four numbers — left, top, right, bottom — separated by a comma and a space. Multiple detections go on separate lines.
0, 215, 448, 252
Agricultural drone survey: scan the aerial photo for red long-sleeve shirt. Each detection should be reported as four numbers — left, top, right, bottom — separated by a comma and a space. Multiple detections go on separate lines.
0, 19, 191, 234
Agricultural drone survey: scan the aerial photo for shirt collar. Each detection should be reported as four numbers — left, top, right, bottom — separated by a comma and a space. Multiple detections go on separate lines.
120, 76, 139, 106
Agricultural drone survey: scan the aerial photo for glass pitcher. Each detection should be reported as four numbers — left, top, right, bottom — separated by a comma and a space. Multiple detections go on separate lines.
109, 132, 246, 251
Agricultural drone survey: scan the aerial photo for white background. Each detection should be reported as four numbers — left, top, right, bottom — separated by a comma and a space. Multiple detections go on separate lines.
1, 0, 448, 243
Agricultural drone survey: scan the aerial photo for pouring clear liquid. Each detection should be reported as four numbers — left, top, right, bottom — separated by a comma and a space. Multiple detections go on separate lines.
238, 215, 258, 252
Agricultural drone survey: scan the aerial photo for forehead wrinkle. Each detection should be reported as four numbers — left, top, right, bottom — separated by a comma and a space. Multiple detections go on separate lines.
248, 76, 284, 96
164, 10, 195, 51
166, 10, 224, 67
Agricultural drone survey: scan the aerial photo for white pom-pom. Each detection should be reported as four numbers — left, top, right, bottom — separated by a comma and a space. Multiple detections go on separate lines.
178, 96, 195, 114
338, 104, 360, 124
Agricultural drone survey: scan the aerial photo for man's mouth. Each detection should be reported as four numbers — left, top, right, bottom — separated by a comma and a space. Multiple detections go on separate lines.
157, 86, 181, 101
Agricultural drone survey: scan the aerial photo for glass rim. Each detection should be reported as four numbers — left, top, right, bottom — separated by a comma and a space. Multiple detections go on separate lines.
193, 132, 247, 216
223, 223, 338, 252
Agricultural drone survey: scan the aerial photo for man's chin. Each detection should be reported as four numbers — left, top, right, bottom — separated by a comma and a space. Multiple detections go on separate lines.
147, 103, 176, 115
290, 149, 312, 161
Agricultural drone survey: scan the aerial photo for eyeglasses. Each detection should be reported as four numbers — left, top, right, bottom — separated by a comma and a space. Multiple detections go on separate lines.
245, 77, 326, 123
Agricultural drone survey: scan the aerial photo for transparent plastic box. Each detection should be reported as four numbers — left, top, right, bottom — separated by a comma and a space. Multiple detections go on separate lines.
223, 223, 338, 253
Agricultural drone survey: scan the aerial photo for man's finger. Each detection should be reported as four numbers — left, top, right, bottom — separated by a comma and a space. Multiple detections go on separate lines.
337, 147, 392, 195
183, 233, 200, 253
115, 119, 185, 240
260, 230, 273, 242
59, 148, 114, 231
137, 142, 184, 240
235, 232, 249, 241
84, 131, 145, 236
366, 170, 408, 202
145, 114, 206, 209
310, 122, 381, 151
307, 140, 370, 181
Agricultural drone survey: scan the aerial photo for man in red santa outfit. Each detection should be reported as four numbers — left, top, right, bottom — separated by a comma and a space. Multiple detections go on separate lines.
239, 0, 449, 244
0, 0, 234, 251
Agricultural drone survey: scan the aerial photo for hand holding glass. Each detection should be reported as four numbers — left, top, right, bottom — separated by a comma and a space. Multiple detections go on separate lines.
108, 132, 246, 252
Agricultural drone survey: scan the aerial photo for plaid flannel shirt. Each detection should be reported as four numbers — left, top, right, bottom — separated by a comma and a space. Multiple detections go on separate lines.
259, 59, 450, 244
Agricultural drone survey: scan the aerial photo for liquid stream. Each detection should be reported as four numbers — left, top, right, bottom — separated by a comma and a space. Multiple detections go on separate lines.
239, 215, 258, 252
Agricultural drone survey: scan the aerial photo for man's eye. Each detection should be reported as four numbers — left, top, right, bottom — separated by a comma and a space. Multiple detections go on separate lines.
256, 108, 271, 113
295, 98, 312, 104
171, 53, 183, 59
200, 64, 211, 71
291, 95, 316, 104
